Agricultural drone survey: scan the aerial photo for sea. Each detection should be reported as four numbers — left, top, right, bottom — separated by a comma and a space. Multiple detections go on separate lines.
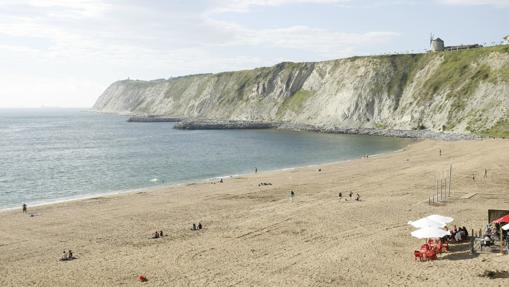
0, 108, 415, 210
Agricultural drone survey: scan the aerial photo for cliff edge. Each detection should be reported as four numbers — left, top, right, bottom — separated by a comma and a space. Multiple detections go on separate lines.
94, 46, 509, 137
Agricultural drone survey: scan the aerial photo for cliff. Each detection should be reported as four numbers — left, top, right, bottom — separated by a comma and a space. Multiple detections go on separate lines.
94, 46, 509, 137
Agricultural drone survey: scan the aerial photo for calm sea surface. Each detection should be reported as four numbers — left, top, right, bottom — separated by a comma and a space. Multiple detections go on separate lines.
0, 109, 415, 210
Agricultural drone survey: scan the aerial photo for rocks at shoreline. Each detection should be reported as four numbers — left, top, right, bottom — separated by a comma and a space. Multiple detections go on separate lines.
127, 116, 183, 123
174, 120, 480, 140
277, 123, 481, 141
132, 116, 480, 140
174, 120, 277, 130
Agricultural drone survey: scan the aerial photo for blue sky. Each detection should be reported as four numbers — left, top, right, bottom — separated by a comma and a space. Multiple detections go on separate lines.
0, 0, 507, 107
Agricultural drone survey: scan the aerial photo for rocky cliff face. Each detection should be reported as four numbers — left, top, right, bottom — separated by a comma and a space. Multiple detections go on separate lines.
94, 46, 509, 136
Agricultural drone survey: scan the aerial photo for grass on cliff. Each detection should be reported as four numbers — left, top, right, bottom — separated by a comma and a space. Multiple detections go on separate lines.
276, 89, 314, 117
480, 118, 509, 139
417, 45, 509, 131
421, 46, 509, 97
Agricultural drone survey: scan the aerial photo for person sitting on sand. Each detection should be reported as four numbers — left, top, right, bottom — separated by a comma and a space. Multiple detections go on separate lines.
159, 230, 164, 237
355, 193, 360, 201
153, 231, 160, 239
338, 192, 342, 198
450, 225, 458, 241
22, 203, 27, 213
219, 179, 223, 183
192, 223, 197, 231
68, 250, 74, 259
349, 191, 353, 198
318, 168, 321, 172
454, 229, 464, 241
61, 250, 68, 261
198, 223, 202, 230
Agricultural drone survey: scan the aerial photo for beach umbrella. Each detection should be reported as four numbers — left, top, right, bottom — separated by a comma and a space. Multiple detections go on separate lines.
492, 213, 509, 224
426, 214, 454, 224
411, 227, 450, 239
408, 217, 446, 229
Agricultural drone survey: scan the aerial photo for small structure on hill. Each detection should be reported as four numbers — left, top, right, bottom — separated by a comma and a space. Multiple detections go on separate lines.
504, 35, 509, 44
431, 37, 444, 52
430, 35, 482, 52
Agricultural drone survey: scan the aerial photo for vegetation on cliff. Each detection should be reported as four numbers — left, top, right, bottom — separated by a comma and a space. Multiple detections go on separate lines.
94, 45, 509, 137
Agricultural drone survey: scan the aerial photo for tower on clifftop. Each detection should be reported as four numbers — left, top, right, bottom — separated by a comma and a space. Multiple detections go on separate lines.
430, 35, 445, 52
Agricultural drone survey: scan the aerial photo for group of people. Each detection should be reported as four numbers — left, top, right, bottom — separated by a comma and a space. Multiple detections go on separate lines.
338, 192, 360, 201
60, 249, 76, 261
192, 223, 203, 231
443, 225, 469, 242
152, 230, 164, 239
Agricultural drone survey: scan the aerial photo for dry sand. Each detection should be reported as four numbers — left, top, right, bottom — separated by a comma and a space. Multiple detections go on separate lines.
1, 139, 509, 286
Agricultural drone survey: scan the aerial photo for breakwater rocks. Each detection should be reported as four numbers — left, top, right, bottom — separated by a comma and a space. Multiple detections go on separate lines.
277, 123, 480, 141
127, 116, 182, 122
173, 120, 478, 140
174, 120, 277, 130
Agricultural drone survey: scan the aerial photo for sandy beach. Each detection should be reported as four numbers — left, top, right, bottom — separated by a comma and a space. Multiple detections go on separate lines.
1, 139, 509, 286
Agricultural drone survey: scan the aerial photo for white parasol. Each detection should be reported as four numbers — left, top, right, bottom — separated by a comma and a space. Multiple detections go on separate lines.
411, 227, 450, 239
408, 217, 446, 229
426, 214, 454, 224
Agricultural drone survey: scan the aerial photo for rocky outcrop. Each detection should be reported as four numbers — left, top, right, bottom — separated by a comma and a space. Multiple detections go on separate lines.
175, 120, 276, 130
94, 46, 509, 137
127, 116, 182, 122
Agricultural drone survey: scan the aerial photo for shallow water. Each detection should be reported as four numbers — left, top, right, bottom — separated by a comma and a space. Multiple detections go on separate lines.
0, 109, 415, 209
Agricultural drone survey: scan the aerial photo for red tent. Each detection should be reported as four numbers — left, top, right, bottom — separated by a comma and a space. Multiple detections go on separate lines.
492, 213, 509, 224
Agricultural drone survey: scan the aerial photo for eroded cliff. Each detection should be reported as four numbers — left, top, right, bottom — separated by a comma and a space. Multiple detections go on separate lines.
94, 46, 509, 136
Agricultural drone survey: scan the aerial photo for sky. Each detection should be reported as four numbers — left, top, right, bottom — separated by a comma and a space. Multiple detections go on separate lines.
0, 0, 507, 108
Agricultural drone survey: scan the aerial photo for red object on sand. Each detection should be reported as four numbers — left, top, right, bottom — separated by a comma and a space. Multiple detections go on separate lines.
414, 250, 424, 261
138, 275, 147, 282
492, 213, 509, 224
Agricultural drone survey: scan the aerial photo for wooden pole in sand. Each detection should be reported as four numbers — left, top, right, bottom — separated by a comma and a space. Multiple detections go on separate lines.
444, 179, 447, 201
449, 165, 452, 196
500, 226, 504, 254
436, 179, 439, 198
440, 179, 444, 200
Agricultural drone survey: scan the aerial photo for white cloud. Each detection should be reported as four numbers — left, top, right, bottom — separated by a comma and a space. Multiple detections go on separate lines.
437, 0, 509, 6
205, 19, 398, 55
27, 0, 110, 18
210, 0, 350, 13
0, 0, 400, 107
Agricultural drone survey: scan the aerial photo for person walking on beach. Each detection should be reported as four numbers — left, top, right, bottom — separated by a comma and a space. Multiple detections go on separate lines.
484, 169, 488, 179
439, 149, 442, 156
255, 167, 258, 174
290, 190, 295, 202
22, 203, 27, 213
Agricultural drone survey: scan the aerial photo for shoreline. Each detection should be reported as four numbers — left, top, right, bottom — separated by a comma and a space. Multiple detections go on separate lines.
0, 142, 412, 213
3, 138, 509, 286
